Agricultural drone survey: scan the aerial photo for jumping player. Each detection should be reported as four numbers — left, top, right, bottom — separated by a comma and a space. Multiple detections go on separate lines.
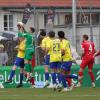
17, 28, 35, 88
78, 34, 96, 87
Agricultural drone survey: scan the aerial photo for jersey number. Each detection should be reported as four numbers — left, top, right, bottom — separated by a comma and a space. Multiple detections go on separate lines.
53, 43, 60, 52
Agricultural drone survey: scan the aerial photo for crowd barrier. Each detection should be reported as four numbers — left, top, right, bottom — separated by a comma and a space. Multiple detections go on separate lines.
0, 65, 100, 88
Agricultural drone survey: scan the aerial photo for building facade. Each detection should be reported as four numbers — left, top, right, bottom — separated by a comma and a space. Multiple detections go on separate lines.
0, 0, 100, 64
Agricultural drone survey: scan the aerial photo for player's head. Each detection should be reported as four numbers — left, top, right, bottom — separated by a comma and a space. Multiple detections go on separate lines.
40, 29, 46, 38
83, 34, 89, 41
30, 27, 35, 33
58, 31, 65, 39
48, 31, 55, 38
17, 22, 25, 31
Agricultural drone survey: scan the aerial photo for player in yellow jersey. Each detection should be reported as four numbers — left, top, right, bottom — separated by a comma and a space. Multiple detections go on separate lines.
58, 31, 78, 92
5, 34, 25, 87
40, 30, 51, 88
46, 31, 62, 90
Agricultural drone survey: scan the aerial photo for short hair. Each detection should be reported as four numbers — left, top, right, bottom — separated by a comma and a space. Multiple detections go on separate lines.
83, 34, 89, 40
30, 27, 35, 33
40, 29, 46, 36
49, 31, 55, 38
58, 31, 65, 38
17, 22, 24, 26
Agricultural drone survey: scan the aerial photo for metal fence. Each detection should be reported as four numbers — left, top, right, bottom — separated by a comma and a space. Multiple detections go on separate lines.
0, 40, 17, 65
36, 34, 100, 65
0, 34, 100, 66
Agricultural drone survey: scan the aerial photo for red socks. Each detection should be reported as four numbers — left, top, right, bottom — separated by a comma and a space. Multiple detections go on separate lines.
88, 71, 95, 82
78, 71, 83, 77
66, 71, 72, 86
66, 78, 72, 86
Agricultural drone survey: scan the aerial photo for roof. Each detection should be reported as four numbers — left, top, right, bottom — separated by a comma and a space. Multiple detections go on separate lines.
0, 0, 99, 8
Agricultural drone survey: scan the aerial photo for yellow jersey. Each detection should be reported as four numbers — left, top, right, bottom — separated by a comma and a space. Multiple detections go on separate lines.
17, 40, 25, 58
41, 36, 51, 54
47, 38, 61, 62
61, 39, 73, 61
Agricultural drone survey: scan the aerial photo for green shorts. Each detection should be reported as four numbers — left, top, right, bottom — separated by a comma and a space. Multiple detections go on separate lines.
24, 47, 34, 60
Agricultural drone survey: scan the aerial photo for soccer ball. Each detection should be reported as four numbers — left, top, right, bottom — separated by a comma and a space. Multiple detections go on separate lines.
0, 83, 4, 88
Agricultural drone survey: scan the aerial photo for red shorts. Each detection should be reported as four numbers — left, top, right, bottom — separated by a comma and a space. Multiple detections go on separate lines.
80, 56, 94, 70
31, 56, 35, 68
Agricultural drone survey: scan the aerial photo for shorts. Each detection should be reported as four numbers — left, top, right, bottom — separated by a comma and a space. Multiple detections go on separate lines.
80, 57, 94, 70
61, 61, 72, 71
24, 48, 34, 60
50, 62, 61, 69
14, 57, 24, 68
44, 55, 50, 65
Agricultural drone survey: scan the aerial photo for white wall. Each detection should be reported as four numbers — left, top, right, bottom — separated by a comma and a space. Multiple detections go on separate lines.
0, 13, 3, 31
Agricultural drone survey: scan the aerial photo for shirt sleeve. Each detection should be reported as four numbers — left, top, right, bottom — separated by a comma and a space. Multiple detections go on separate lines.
41, 38, 46, 48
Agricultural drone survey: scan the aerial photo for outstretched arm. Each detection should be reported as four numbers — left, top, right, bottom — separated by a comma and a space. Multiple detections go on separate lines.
95, 50, 100, 57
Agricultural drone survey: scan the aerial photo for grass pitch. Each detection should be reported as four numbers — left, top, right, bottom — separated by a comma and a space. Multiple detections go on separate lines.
0, 88, 100, 100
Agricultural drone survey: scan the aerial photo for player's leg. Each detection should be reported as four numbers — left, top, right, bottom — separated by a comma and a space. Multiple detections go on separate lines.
5, 57, 19, 83
16, 58, 25, 88
56, 62, 62, 87
50, 62, 57, 90
24, 53, 35, 88
77, 60, 88, 87
16, 68, 24, 88
30, 56, 35, 88
65, 62, 78, 80
60, 69, 69, 92
43, 55, 50, 88
64, 61, 73, 83
60, 61, 74, 91
25, 58, 35, 88
88, 58, 95, 87
5, 65, 16, 83
66, 70, 72, 87
24, 60, 32, 81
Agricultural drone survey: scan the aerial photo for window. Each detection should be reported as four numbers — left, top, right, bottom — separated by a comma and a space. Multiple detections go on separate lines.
77, 13, 99, 25
65, 14, 72, 25
4, 15, 13, 31
92, 13, 99, 25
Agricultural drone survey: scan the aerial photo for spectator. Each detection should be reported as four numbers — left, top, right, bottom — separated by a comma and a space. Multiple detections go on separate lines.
0, 44, 8, 66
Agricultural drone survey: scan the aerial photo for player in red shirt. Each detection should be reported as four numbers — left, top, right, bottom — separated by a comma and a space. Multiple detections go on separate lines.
77, 34, 96, 87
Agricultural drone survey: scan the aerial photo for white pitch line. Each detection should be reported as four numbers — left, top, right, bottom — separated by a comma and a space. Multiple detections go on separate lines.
0, 94, 100, 97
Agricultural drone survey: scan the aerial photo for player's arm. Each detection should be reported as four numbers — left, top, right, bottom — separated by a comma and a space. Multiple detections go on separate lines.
60, 41, 66, 56
45, 41, 51, 55
18, 47, 25, 52
40, 38, 46, 51
80, 43, 85, 59
94, 50, 100, 57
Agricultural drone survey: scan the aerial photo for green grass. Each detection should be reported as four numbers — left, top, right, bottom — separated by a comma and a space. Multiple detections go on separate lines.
0, 88, 100, 100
